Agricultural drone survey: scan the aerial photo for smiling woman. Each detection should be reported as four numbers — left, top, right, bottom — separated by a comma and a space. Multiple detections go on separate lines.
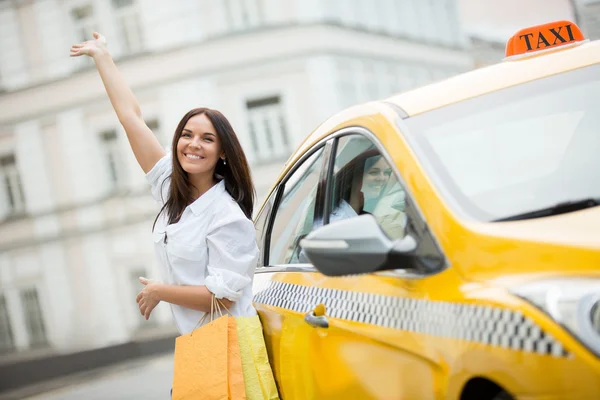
69, 33, 259, 339
178, 117, 222, 177
159, 108, 255, 229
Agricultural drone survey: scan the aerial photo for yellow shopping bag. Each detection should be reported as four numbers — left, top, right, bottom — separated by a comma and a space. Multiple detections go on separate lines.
172, 296, 246, 400
236, 315, 280, 400
227, 316, 246, 399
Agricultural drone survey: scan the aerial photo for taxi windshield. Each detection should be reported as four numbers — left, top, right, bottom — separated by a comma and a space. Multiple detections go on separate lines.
403, 64, 600, 222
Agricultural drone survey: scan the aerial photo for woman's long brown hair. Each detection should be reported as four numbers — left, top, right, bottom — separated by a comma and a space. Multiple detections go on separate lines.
153, 108, 255, 230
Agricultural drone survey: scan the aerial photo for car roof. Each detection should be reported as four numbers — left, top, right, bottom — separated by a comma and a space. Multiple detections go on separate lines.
387, 39, 600, 117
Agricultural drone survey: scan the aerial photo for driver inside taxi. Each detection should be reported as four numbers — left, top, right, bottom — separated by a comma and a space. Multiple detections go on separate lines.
331, 154, 393, 221
327, 151, 408, 241
295, 152, 405, 263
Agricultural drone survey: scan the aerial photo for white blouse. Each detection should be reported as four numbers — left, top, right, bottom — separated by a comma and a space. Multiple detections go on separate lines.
146, 154, 258, 334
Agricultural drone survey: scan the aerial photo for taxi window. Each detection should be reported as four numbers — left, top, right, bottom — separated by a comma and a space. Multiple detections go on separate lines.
404, 64, 600, 221
268, 147, 324, 265
327, 135, 408, 240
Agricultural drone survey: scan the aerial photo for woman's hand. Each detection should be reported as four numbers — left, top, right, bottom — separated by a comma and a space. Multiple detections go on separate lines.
70, 32, 108, 58
137, 277, 162, 320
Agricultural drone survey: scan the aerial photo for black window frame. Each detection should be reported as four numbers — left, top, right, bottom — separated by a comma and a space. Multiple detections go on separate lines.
259, 139, 333, 267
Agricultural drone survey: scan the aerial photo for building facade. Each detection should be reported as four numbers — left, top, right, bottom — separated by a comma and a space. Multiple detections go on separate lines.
468, 34, 506, 68
0, 0, 472, 359
572, 0, 600, 39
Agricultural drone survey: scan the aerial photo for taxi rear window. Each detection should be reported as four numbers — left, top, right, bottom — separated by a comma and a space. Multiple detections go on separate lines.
403, 64, 600, 222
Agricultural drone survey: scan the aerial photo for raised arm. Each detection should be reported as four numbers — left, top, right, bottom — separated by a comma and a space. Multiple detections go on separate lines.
70, 32, 166, 173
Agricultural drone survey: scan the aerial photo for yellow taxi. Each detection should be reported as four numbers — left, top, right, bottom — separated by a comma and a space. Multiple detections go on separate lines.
251, 21, 600, 400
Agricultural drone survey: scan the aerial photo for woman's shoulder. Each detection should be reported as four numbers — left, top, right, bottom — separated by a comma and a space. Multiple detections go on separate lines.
211, 184, 252, 224
208, 205, 255, 240
146, 152, 172, 181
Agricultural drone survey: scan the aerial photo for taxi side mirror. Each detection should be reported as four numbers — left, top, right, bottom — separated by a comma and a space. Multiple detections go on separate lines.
299, 214, 420, 276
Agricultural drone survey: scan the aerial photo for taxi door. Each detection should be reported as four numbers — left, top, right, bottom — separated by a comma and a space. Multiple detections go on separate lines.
253, 131, 447, 399
252, 141, 331, 399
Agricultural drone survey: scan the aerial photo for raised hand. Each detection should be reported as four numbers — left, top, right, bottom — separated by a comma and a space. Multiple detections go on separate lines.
70, 32, 108, 58
68, 30, 167, 173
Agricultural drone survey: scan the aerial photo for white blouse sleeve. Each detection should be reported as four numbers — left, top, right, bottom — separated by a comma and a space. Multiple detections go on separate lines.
145, 153, 172, 204
204, 214, 259, 302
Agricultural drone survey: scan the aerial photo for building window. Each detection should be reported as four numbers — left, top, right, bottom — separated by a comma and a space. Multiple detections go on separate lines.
71, 4, 97, 43
246, 96, 290, 163
146, 118, 165, 147
1, 154, 26, 217
422, 0, 439, 43
225, 0, 263, 31
365, 62, 379, 100
437, 0, 455, 46
0, 295, 15, 354
578, 0, 600, 40
337, 63, 358, 108
20, 288, 47, 348
71, 3, 97, 69
112, 0, 144, 53
99, 129, 124, 190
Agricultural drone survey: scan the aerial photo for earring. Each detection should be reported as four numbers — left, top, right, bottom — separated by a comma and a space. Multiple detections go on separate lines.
223, 159, 226, 165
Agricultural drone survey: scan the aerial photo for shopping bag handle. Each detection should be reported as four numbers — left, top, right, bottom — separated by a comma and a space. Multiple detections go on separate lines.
190, 294, 233, 335
214, 297, 232, 316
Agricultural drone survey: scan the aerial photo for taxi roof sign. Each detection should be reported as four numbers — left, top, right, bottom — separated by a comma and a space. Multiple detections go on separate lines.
505, 20, 585, 58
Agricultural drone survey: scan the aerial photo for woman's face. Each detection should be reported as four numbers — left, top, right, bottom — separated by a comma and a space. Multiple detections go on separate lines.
176, 113, 224, 178
362, 157, 391, 199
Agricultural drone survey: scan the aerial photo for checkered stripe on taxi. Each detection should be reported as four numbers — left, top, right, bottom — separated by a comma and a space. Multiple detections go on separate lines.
253, 280, 570, 358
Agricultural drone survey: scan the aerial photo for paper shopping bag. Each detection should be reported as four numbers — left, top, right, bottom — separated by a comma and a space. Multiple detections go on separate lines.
172, 315, 229, 400
172, 313, 246, 400
228, 316, 246, 399
236, 315, 280, 400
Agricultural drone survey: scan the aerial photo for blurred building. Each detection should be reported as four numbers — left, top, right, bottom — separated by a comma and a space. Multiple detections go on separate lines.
572, 0, 600, 39
468, 34, 506, 68
0, 0, 471, 359
467, 0, 600, 69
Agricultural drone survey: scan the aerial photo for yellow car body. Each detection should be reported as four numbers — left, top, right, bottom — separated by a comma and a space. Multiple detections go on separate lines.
251, 22, 600, 400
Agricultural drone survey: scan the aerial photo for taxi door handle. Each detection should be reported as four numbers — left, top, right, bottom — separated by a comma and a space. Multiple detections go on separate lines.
304, 303, 329, 328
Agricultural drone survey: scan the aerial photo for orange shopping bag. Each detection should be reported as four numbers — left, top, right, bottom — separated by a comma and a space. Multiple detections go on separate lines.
172, 296, 246, 400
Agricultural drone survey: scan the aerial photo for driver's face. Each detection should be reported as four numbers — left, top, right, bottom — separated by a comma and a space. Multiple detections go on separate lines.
362, 158, 392, 199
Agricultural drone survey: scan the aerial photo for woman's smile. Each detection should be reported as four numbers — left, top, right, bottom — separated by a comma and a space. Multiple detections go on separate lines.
184, 153, 205, 161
